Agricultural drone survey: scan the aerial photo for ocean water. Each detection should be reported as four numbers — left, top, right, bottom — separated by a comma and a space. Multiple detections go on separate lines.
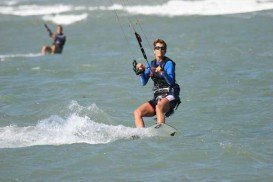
1, 0, 273, 181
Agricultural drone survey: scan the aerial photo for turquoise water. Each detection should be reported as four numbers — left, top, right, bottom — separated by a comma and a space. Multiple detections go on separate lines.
1, 0, 273, 181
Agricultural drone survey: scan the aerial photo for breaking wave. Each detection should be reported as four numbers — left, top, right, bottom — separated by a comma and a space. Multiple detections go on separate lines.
42, 13, 88, 25
1, 0, 273, 19
107, 0, 273, 17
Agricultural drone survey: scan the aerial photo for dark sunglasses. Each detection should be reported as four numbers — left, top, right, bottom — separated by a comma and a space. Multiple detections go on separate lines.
154, 46, 166, 51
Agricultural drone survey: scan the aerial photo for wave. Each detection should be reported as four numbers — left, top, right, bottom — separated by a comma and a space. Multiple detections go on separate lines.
0, 4, 73, 16
115, 0, 273, 16
0, 53, 43, 61
87, 0, 273, 16
1, 0, 18, 6
0, 4, 87, 25
0, 101, 153, 149
88, 4, 124, 11
2, 0, 273, 18
42, 13, 88, 25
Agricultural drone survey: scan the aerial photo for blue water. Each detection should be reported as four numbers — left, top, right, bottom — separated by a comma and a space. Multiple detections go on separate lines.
1, 0, 273, 181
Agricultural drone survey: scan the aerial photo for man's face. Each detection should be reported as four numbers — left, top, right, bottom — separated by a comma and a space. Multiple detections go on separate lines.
154, 43, 166, 58
56, 26, 62, 34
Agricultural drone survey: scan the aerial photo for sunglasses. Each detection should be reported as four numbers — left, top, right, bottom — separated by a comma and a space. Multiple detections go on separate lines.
154, 46, 166, 51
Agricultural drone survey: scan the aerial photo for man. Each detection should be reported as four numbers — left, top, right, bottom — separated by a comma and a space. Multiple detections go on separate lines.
41, 25, 66, 54
133, 39, 181, 128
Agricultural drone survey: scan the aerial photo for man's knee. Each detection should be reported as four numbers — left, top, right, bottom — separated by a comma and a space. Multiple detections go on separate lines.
42, 46, 51, 53
156, 102, 164, 112
156, 100, 170, 113
50, 45, 56, 53
134, 109, 141, 117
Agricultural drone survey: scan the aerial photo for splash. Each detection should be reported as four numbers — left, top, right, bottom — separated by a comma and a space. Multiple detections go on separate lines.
0, 101, 153, 149
0, 115, 152, 148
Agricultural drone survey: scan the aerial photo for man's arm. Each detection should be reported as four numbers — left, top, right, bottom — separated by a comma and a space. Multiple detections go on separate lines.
161, 61, 175, 85
139, 62, 151, 86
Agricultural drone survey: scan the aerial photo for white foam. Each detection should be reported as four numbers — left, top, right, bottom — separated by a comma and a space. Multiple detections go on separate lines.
42, 13, 88, 25
0, 4, 73, 16
2, 0, 18, 6
0, 4, 88, 25
0, 114, 152, 148
0, 53, 43, 61
104, 0, 273, 16
88, 4, 122, 11
0, 102, 153, 148
1, 1, 273, 18
74, 6, 87, 11
31, 67, 41, 70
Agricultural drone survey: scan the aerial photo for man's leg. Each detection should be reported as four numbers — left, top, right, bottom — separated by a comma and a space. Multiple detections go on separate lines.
155, 98, 170, 124
134, 102, 155, 128
51, 45, 57, 54
41, 46, 52, 54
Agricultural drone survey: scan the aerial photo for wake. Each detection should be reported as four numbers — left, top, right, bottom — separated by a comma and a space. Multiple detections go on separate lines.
0, 101, 153, 149
0, 53, 43, 61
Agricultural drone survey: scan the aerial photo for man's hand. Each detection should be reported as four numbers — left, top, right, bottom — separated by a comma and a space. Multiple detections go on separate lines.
155, 65, 162, 73
136, 63, 145, 72
133, 60, 145, 75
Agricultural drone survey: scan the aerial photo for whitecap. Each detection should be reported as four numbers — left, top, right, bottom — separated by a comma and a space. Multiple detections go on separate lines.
0, 53, 43, 61
104, 0, 273, 17
2, 0, 18, 6
88, 4, 127, 11
0, 4, 72, 16
31, 67, 41, 70
42, 13, 88, 25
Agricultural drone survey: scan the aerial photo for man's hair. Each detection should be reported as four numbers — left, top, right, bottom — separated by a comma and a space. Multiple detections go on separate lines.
57, 25, 63, 32
153, 39, 167, 50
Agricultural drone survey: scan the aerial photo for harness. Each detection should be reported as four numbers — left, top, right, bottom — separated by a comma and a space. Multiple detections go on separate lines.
53, 34, 66, 48
151, 57, 179, 97
150, 57, 181, 117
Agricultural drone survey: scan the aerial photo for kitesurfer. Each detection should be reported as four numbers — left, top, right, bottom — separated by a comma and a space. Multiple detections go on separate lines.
41, 24, 66, 54
133, 39, 181, 128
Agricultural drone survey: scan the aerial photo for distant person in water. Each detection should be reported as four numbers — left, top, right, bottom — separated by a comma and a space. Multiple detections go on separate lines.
41, 24, 66, 54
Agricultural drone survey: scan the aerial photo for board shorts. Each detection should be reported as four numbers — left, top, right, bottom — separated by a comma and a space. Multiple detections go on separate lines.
54, 46, 63, 54
148, 94, 179, 116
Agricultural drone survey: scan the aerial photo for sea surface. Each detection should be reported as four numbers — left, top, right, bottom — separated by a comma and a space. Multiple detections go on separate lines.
1, 0, 273, 181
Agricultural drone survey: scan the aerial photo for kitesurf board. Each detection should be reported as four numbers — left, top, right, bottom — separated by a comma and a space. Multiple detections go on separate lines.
130, 123, 177, 140
149, 123, 177, 136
